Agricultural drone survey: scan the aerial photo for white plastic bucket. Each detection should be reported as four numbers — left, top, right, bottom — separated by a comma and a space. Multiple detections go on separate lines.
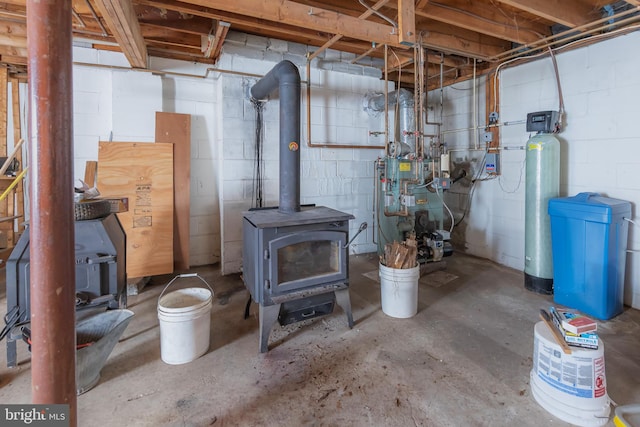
530, 321, 610, 426
157, 274, 214, 365
379, 262, 419, 318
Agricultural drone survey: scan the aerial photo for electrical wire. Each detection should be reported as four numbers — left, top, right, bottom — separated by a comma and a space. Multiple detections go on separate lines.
453, 151, 487, 227
251, 98, 265, 209
434, 185, 455, 233
498, 155, 526, 194
548, 46, 565, 129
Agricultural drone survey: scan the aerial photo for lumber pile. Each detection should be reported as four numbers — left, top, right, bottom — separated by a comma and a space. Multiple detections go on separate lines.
380, 236, 418, 269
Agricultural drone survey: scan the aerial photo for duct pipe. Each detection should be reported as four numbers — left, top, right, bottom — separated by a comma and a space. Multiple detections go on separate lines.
27, 0, 77, 423
365, 88, 414, 111
251, 60, 301, 214
365, 88, 416, 153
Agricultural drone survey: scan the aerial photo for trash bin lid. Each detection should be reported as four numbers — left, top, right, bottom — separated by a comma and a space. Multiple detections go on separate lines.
548, 192, 631, 224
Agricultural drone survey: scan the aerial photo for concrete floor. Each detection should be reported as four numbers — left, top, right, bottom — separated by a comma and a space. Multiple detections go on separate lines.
1, 251, 639, 426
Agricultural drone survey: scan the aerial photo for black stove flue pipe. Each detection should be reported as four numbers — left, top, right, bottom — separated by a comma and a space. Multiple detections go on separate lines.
251, 60, 301, 214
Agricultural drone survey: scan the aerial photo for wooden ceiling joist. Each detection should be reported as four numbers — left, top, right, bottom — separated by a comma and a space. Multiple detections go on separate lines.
411, 0, 550, 44
419, 30, 506, 60
177, 0, 406, 48
135, 6, 215, 36
0, 53, 26, 66
398, 0, 416, 45
210, 20, 229, 61
495, 0, 598, 28
308, 0, 390, 61
93, 0, 148, 68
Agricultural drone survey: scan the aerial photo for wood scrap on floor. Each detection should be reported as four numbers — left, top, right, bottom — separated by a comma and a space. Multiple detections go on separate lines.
380, 235, 418, 269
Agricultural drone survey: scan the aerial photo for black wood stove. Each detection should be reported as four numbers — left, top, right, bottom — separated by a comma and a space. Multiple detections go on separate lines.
243, 61, 355, 352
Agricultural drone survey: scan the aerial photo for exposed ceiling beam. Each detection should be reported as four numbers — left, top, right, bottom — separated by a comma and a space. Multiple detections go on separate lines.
0, 44, 26, 57
419, 29, 506, 60
0, 9, 26, 21
387, 0, 549, 44
133, 0, 388, 58
0, 0, 26, 6
0, 53, 27, 66
177, 0, 406, 48
398, 0, 416, 45
147, 46, 216, 64
135, 5, 215, 35
210, 21, 229, 61
495, 0, 597, 28
0, 19, 26, 37
0, 19, 27, 49
93, 0, 148, 68
0, 34, 26, 49
139, 23, 201, 48
133, 0, 339, 44
308, 0, 389, 61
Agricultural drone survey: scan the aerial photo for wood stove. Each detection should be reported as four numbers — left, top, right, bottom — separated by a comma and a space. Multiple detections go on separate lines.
242, 60, 355, 352
243, 206, 354, 352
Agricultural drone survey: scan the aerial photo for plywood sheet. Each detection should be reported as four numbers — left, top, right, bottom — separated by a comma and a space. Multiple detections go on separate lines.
155, 112, 191, 270
97, 141, 174, 278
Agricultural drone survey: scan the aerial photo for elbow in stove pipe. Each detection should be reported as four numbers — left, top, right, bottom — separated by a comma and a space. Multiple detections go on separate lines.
251, 60, 301, 214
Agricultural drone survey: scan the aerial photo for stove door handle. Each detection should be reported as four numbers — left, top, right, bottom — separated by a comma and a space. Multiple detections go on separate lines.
87, 255, 116, 264
343, 222, 368, 248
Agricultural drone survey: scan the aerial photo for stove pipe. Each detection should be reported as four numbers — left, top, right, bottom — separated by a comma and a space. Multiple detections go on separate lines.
251, 60, 301, 213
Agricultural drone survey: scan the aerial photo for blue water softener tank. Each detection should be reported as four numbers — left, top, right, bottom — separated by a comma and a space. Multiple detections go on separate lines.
548, 192, 631, 320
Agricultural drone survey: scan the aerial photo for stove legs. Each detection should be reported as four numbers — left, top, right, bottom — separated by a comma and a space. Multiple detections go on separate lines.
334, 288, 354, 328
257, 288, 352, 353
259, 303, 281, 353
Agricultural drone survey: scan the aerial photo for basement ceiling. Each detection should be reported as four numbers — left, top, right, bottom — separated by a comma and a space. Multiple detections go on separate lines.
1, 0, 639, 86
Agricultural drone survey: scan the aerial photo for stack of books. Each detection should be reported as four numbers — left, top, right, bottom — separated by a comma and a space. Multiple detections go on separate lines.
549, 307, 599, 350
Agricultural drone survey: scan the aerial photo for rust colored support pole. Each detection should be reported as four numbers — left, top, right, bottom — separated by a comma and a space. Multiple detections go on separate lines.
27, 0, 77, 424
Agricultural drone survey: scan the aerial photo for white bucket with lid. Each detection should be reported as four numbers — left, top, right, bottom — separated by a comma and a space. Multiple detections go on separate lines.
379, 262, 420, 318
530, 321, 610, 426
157, 273, 214, 365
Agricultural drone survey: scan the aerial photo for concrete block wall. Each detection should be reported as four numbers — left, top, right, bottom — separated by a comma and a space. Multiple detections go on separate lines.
439, 32, 640, 308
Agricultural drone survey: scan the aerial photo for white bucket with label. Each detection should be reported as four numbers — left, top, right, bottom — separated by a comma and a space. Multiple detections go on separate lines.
158, 273, 214, 365
530, 321, 610, 426
379, 262, 419, 318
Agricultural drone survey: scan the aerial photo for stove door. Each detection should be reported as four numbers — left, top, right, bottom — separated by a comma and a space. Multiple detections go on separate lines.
268, 230, 347, 294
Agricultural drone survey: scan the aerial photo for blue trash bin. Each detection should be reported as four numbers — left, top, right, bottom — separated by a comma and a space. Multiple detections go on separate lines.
548, 192, 631, 320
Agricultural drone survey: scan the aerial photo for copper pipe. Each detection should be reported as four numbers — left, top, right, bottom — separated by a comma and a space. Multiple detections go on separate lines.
27, 0, 77, 424
489, 7, 640, 62
305, 61, 385, 149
